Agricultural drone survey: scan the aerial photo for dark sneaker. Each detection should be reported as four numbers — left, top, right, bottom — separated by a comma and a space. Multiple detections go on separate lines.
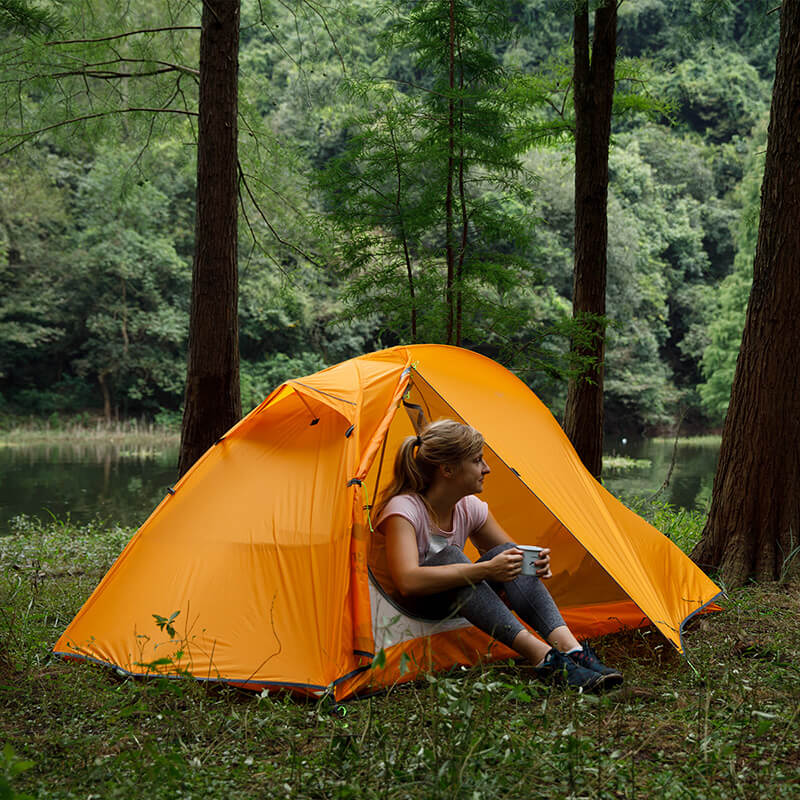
533, 648, 606, 692
567, 642, 624, 688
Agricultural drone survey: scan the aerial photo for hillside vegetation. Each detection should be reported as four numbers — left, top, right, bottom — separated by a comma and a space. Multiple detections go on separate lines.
0, 0, 779, 434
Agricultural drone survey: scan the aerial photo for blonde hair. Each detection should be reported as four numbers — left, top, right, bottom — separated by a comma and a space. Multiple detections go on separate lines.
376, 419, 484, 516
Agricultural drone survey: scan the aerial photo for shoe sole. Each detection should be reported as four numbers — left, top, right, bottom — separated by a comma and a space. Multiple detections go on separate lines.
593, 672, 624, 691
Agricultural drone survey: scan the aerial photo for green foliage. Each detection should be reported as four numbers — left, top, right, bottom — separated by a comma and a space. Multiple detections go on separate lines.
66, 144, 192, 414
0, 744, 34, 800
240, 352, 327, 412
699, 120, 767, 423
152, 611, 180, 639
0, 0, 782, 434
698, 264, 750, 423
618, 0, 779, 79
319, 0, 540, 346
655, 48, 769, 143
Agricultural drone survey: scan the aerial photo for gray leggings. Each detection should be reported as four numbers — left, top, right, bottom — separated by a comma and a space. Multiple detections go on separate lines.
396, 543, 566, 649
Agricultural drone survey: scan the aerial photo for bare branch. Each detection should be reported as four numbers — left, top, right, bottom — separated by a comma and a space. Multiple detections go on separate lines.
297, 0, 346, 74
237, 159, 323, 268
45, 26, 199, 47
40, 56, 200, 78
242, 172, 309, 219
0, 107, 199, 156
237, 177, 291, 278
46, 67, 182, 80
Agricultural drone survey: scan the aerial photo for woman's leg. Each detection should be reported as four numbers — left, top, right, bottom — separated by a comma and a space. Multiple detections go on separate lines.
477, 543, 580, 650
473, 544, 621, 687
405, 546, 551, 663
399, 546, 613, 689
478, 543, 622, 683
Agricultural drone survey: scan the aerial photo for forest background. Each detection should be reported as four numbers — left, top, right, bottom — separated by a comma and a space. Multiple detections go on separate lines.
0, 0, 779, 439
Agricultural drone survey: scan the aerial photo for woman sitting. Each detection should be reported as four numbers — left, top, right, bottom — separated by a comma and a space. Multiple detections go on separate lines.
370, 419, 623, 691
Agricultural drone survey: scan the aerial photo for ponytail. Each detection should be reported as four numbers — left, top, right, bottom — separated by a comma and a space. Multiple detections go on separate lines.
376, 419, 484, 516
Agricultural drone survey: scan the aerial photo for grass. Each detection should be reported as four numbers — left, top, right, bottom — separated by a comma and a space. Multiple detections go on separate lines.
2, 512, 799, 799
0, 415, 179, 447
602, 455, 652, 473
650, 435, 722, 447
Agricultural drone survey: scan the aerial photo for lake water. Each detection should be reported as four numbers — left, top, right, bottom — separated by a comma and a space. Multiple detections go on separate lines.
601, 438, 720, 514
0, 437, 720, 533
0, 441, 180, 532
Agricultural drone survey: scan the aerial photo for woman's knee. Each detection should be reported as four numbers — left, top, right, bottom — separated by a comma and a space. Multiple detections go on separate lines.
477, 541, 518, 562
422, 545, 471, 567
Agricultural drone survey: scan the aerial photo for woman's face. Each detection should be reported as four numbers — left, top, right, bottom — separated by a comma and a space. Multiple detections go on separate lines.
449, 450, 491, 495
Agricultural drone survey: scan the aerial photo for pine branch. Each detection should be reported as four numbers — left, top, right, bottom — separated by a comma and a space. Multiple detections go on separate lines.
0, 0, 59, 35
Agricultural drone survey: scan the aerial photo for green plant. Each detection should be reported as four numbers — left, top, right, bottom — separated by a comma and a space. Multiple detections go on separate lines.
2, 517, 800, 799
0, 744, 34, 800
778, 527, 800, 585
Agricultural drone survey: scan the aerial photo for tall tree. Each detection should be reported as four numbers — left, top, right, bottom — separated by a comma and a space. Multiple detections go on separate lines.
562, 0, 617, 478
178, 0, 241, 476
0, 1, 243, 474
319, 0, 536, 347
691, 0, 800, 586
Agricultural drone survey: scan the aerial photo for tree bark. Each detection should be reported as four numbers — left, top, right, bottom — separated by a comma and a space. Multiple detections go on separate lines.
563, 0, 616, 479
692, 0, 800, 586
178, 0, 241, 477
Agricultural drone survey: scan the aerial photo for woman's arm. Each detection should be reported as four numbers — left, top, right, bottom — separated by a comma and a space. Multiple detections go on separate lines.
383, 515, 524, 596
471, 511, 552, 579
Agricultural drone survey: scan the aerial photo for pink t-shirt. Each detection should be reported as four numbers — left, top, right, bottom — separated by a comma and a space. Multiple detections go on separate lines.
374, 493, 489, 563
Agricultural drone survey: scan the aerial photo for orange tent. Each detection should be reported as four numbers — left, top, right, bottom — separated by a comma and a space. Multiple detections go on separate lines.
54, 345, 721, 699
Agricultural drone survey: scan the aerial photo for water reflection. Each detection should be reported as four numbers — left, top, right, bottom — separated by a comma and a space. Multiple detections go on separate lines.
602, 439, 720, 512
0, 440, 179, 532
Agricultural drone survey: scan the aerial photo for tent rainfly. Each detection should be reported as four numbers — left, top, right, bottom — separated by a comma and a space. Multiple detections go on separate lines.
54, 345, 722, 699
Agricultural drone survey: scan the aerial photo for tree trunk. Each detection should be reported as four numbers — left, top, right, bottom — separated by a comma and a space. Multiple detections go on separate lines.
444, 0, 456, 345
178, 0, 241, 477
563, 0, 616, 480
98, 369, 111, 423
692, 0, 800, 587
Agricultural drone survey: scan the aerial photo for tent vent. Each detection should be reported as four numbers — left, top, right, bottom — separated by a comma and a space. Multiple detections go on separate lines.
166, 487, 175, 495
402, 398, 428, 431
345, 425, 355, 438
310, 418, 320, 426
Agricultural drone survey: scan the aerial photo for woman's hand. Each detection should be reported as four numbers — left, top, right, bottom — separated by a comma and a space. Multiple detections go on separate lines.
535, 547, 552, 579
485, 547, 524, 582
